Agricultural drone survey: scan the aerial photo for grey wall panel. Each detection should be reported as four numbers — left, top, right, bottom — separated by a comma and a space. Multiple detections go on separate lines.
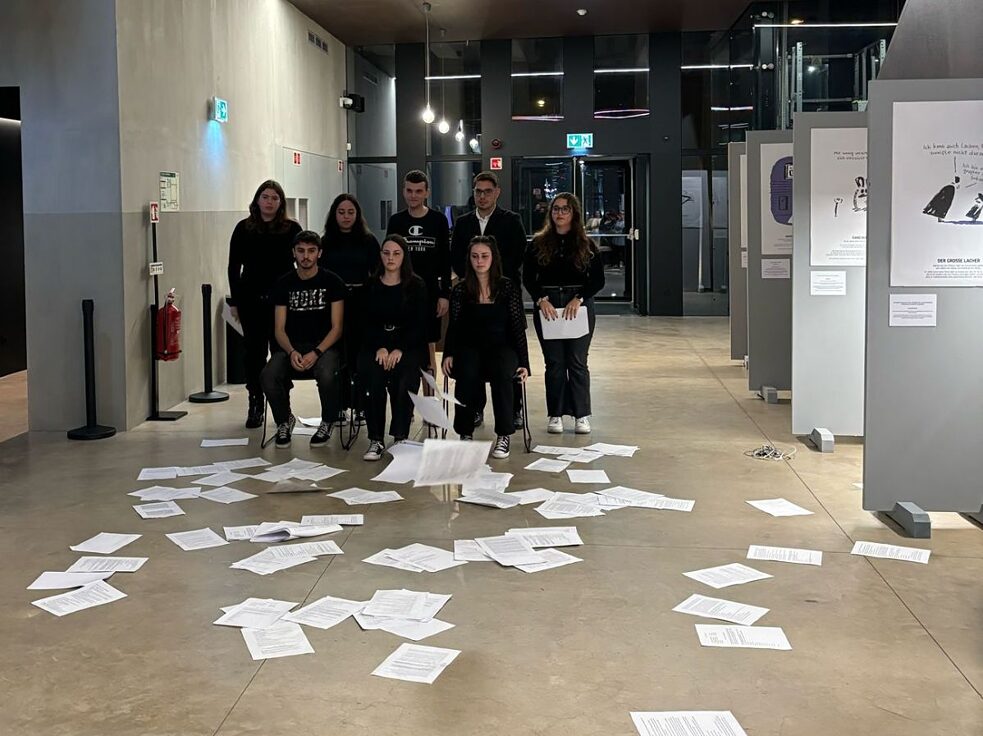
727, 142, 747, 360
746, 131, 794, 393
863, 78, 983, 513
880, 0, 983, 81
791, 112, 867, 437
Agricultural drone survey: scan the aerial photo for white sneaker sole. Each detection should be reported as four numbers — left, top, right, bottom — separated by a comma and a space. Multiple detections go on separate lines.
491, 451, 510, 459
575, 426, 591, 434
547, 425, 563, 434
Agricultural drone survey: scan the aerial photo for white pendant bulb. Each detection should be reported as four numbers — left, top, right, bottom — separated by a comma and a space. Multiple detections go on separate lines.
422, 105, 436, 124
469, 138, 479, 152
455, 119, 465, 142
437, 118, 450, 134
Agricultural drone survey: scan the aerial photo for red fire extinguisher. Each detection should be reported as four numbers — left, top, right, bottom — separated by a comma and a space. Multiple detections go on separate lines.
155, 288, 182, 361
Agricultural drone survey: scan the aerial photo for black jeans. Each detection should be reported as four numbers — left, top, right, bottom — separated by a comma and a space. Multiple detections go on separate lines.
339, 285, 366, 411
533, 292, 596, 418
451, 346, 519, 437
260, 349, 342, 426
358, 348, 424, 441
237, 298, 274, 397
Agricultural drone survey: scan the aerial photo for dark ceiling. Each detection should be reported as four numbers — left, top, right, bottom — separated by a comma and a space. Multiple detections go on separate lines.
288, 0, 752, 46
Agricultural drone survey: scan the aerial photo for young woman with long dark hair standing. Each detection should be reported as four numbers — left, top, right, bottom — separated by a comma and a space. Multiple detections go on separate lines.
442, 236, 529, 458
227, 180, 302, 428
358, 235, 429, 461
522, 192, 604, 435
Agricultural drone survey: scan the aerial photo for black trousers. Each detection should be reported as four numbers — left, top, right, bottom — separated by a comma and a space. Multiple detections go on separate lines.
533, 295, 596, 418
339, 286, 366, 411
260, 350, 342, 425
358, 348, 424, 441
452, 346, 519, 437
237, 298, 274, 397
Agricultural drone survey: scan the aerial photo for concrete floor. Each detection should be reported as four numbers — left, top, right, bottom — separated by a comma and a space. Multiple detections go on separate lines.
2, 317, 980, 736
0, 370, 27, 443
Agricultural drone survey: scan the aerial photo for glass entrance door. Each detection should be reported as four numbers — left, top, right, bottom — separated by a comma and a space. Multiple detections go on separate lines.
512, 155, 636, 303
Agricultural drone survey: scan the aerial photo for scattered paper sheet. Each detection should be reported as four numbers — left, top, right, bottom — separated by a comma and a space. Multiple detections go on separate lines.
138, 466, 178, 481
372, 441, 424, 484
630, 711, 748, 736
532, 445, 572, 455
129, 486, 201, 501
453, 540, 494, 562
515, 548, 583, 573
535, 495, 605, 520
201, 438, 249, 447
214, 598, 297, 629
409, 393, 455, 433
747, 545, 823, 566
224, 525, 261, 541
695, 624, 791, 650
176, 464, 224, 477
540, 307, 589, 340
301, 514, 364, 526
328, 487, 403, 505
216, 457, 270, 471
413, 439, 491, 487
222, 300, 244, 336
296, 466, 346, 482
506, 488, 556, 505
506, 526, 583, 547
374, 617, 455, 642
241, 622, 314, 660
200, 487, 257, 504
651, 497, 696, 512
475, 534, 547, 566
133, 501, 185, 518
363, 549, 427, 572
267, 481, 323, 494
197, 470, 250, 487
66, 556, 148, 574
283, 595, 364, 630
461, 471, 513, 494
231, 553, 317, 575
261, 540, 343, 558
249, 521, 342, 543
166, 528, 229, 551
32, 581, 127, 617
683, 563, 772, 589
525, 458, 571, 473
557, 450, 604, 463
672, 594, 769, 626
851, 541, 930, 564
297, 416, 321, 427
597, 486, 665, 508
371, 643, 461, 684
420, 369, 464, 406
363, 590, 431, 621
387, 544, 467, 573
746, 498, 813, 517
567, 469, 610, 484
28, 571, 114, 590
456, 490, 520, 509
582, 442, 639, 457
70, 533, 141, 554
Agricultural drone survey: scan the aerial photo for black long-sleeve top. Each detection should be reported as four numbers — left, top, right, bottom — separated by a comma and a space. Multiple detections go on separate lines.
443, 278, 530, 372
522, 233, 605, 302
450, 207, 527, 282
361, 275, 429, 353
227, 218, 302, 305
386, 208, 452, 299
319, 230, 379, 285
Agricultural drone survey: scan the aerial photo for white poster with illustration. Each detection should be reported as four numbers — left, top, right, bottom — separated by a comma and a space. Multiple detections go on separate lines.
810, 127, 868, 266
891, 100, 983, 286
759, 143, 794, 255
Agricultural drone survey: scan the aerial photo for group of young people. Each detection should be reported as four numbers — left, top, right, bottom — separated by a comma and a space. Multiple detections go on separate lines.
226, 169, 605, 461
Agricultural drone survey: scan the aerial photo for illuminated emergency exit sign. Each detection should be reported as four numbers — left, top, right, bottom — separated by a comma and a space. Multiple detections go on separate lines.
566, 133, 594, 149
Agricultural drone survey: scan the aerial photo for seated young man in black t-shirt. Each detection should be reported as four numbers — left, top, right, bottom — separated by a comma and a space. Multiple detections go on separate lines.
261, 230, 347, 448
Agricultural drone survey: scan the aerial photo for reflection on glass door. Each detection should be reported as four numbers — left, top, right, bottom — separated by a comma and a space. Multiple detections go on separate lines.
512, 156, 636, 303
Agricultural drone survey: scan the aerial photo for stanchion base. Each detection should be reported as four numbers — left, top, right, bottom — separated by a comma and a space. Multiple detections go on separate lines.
189, 391, 229, 403
67, 424, 117, 441
147, 410, 187, 421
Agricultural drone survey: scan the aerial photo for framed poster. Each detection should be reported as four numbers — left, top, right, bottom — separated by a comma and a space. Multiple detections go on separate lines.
890, 100, 983, 286
810, 127, 868, 266
760, 143, 793, 255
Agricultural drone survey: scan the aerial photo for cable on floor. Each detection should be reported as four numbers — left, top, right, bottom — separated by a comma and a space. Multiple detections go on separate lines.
744, 444, 797, 461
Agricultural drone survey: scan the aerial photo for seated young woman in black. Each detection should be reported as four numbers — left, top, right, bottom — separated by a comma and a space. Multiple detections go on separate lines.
441, 236, 529, 459
358, 234, 429, 461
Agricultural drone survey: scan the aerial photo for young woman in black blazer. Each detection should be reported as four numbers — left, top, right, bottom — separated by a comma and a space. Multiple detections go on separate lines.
442, 236, 529, 459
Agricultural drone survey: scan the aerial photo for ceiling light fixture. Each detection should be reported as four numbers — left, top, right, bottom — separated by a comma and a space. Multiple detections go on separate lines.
437, 118, 450, 134
455, 119, 465, 142
790, 18, 804, 25
577, 8, 588, 16
420, 3, 434, 125
469, 137, 479, 152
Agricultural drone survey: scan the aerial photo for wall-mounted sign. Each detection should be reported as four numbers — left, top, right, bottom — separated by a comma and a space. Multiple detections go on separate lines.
159, 172, 180, 212
490, 157, 503, 171
211, 96, 229, 123
149, 201, 160, 223
566, 133, 594, 149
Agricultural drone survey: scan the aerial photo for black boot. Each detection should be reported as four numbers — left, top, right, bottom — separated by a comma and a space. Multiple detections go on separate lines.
245, 393, 265, 429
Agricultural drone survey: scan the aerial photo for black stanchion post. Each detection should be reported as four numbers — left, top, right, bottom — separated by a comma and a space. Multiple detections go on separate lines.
190, 283, 229, 403
68, 299, 116, 440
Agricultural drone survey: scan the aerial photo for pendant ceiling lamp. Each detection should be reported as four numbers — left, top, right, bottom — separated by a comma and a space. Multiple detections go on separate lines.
421, 3, 435, 124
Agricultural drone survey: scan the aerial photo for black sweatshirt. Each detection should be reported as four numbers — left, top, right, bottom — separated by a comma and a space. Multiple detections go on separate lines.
227, 218, 302, 305
386, 208, 452, 298
319, 230, 380, 285
361, 276, 429, 353
522, 233, 605, 302
443, 278, 530, 372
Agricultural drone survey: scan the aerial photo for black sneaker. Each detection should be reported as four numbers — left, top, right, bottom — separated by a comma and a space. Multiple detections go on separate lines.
491, 435, 511, 459
513, 409, 525, 429
275, 415, 296, 449
310, 421, 332, 447
245, 394, 264, 429
363, 439, 385, 461
459, 434, 473, 441
474, 411, 484, 428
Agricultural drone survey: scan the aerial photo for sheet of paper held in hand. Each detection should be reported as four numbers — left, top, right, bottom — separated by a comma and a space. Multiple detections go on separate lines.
540, 307, 589, 340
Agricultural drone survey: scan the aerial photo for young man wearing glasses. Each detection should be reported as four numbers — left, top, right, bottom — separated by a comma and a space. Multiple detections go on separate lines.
450, 171, 528, 429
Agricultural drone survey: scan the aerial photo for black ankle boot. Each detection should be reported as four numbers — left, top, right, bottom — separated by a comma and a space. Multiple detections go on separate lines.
245, 394, 265, 429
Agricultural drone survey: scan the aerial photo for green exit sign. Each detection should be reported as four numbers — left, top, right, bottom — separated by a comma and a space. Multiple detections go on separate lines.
566, 133, 594, 149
